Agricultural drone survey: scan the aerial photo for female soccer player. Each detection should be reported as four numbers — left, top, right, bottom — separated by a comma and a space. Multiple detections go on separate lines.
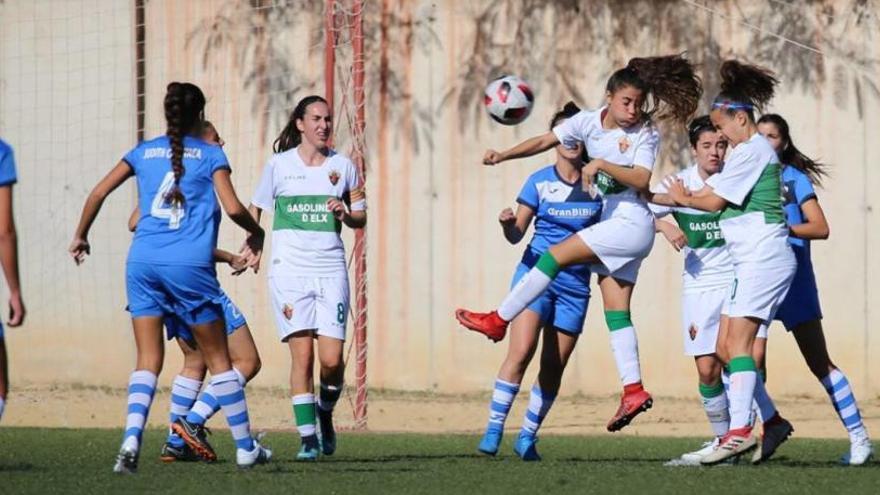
0, 138, 26, 423
755, 113, 873, 465
249, 95, 366, 461
126, 122, 263, 463
652, 117, 784, 465
69, 82, 270, 473
477, 103, 602, 461
653, 61, 796, 464
457, 54, 702, 431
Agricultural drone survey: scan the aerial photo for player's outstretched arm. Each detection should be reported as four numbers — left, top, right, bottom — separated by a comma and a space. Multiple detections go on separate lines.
585, 159, 652, 192
484, 132, 559, 166
0, 184, 24, 326
70, 160, 134, 265
666, 180, 726, 212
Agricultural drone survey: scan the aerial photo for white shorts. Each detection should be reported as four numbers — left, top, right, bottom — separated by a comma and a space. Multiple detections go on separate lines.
269, 275, 349, 341
579, 209, 654, 284
722, 262, 796, 324
681, 287, 726, 356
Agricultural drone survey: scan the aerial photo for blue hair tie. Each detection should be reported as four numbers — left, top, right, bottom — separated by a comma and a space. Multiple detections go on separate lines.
712, 101, 754, 110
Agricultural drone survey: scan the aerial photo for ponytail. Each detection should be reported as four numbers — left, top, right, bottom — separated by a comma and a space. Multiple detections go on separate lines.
163, 82, 206, 205
606, 53, 702, 126
713, 60, 778, 122
273, 95, 328, 153
757, 113, 828, 185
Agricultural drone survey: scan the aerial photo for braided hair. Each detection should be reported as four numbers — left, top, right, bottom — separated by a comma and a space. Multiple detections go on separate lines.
164, 82, 206, 205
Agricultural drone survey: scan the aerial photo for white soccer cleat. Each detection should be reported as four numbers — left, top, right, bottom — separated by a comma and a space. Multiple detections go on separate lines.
842, 437, 874, 466
237, 437, 272, 469
112, 447, 139, 474
700, 427, 757, 465
665, 438, 719, 466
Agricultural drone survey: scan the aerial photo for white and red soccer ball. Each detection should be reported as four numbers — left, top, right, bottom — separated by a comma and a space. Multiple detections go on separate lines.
484, 75, 534, 126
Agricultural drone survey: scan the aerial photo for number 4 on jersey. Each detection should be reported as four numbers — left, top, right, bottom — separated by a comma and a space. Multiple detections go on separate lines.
151, 171, 186, 229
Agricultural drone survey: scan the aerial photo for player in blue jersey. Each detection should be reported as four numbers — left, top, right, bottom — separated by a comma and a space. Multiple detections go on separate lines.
756, 113, 873, 465
69, 82, 270, 473
126, 122, 263, 463
458, 55, 702, 432
0, 138, 26, 423
476, 103, 602, 461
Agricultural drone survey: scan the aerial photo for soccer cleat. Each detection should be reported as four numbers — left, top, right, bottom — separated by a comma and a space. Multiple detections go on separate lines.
455, 309, 508, 342
841, 437, 874, 466
237, 437, 272, 469
113, 447, 139, 475
700, 427, 757, 465
171, 418, 217, 462
296, 436, 321, 462
751, 414, 794, 465
317, 407, 337, 456
159, 441, 200, 463
478, 429, 503, 456
674, 438, 720, 466
606, 389, 653, 432
513, 434, 541, 461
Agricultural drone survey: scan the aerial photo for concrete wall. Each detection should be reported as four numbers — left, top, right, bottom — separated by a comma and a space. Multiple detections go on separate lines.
1, 0, 877, 399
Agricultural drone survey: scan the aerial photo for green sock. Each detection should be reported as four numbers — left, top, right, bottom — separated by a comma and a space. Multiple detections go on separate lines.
292, 393, 317, 439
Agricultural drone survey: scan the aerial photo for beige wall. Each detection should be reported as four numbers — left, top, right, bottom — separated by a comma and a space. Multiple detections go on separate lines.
1, 0, 878, 400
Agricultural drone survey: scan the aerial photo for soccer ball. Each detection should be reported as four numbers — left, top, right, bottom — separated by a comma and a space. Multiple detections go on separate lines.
484, 75, 534, 125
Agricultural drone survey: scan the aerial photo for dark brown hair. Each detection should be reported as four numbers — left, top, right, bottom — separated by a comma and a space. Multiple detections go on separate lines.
273, 95, 328, 153
757, 113, 828, 185
687, 115, 716, 148
164, 82, 206, 205
712, 60, 778, 122
606, 54, 702, 125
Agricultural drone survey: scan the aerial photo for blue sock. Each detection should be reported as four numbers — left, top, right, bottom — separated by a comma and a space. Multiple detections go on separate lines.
168, 375, 201, 446
821, 368, 868, 441
122, 370, 157, 452
212, 370, 255, 451
486, 378, 520, 434
520, 385, 556, 438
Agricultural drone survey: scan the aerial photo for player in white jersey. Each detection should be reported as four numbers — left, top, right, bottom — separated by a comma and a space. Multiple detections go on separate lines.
250, 95, 366, 461
653, 61, 796, 464
456, 54, 702, 431
652, 116, 785, 465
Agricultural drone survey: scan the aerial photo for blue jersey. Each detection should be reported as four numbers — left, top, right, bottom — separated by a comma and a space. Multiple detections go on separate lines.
516, 165, 602, 288
781, 165, 816, 253
123, 136, 229, 267
0, 139, 18, 186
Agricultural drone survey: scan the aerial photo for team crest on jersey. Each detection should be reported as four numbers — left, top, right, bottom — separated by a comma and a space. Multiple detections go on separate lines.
282, 303, 294, 320
328, 170, 340, 186
688, 323, 698, 341
618, 136, 631, 153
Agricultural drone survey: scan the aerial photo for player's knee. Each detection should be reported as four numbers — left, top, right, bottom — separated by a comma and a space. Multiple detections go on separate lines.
604, 310, 632, 331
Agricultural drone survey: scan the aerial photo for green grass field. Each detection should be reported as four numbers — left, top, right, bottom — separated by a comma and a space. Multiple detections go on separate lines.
1, 428, 878, 494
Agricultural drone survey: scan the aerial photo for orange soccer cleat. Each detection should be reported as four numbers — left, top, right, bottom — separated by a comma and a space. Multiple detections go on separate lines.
455, 309, 508, 342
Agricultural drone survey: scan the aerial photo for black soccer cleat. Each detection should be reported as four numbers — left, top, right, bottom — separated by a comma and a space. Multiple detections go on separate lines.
171, 418, 217, 462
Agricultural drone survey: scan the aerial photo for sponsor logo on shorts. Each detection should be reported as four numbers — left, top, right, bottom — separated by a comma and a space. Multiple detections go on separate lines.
328, 170, 340, 185
689, 323, 698, 341
282, 303, 294, 320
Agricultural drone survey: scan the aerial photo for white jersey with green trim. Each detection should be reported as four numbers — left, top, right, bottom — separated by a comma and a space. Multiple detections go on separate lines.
251, 146, 365, 277
705, 133, 792, 266
650, 165, 734, 292
553, 107, 659, 218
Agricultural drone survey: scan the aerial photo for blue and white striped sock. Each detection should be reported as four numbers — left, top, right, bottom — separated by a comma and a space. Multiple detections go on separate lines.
186, 368, 245, 426
821, 368, 868, 442
520, 385, 556, 438
167, 375, 202, 447
212, 369, 255, 451
122, 370, 157, 453
486, 378, 520, 434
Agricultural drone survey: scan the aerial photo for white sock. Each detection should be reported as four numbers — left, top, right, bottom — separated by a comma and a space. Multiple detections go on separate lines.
752, 375, 778, 423
498, 268, 553, 321
727, 356, 758, 430
610, 326, 641, 385
699, 382, 729, 438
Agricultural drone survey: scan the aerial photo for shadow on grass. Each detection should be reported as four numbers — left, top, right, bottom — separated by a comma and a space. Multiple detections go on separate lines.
0, 462, 38, 472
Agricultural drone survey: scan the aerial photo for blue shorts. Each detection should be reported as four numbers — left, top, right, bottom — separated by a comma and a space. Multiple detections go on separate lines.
510, 262, 590, 334
164, 290, 247, 343
774, 249, 822, 330
126, 262, 224, 326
